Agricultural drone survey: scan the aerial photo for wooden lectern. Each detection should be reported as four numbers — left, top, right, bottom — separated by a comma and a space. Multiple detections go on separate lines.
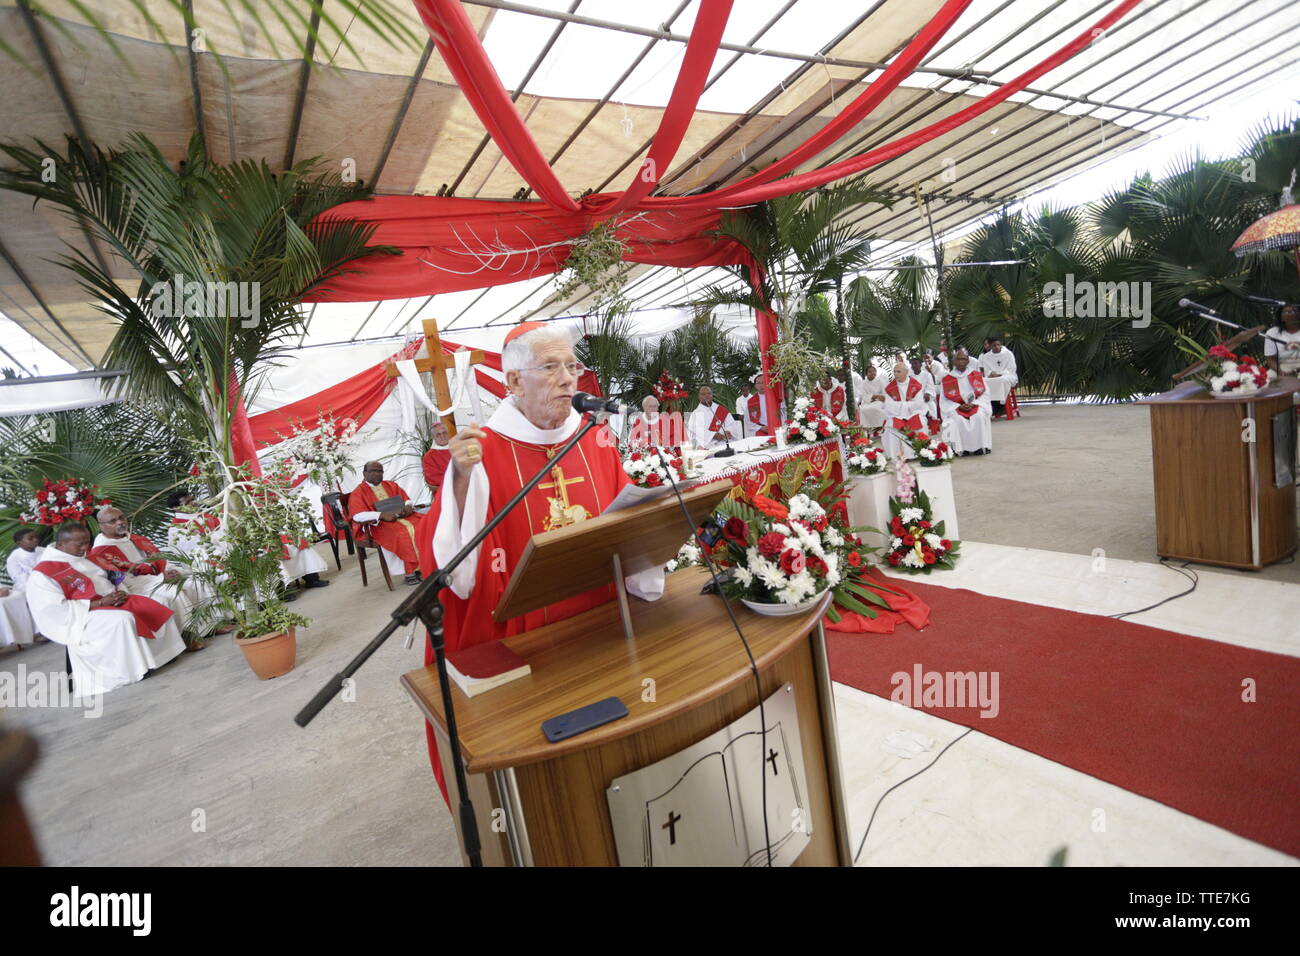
1139, 378, 1299, 569
402, 486, 854, 866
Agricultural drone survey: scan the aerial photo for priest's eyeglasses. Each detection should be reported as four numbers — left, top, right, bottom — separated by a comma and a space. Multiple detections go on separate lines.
521, 360, 586, 379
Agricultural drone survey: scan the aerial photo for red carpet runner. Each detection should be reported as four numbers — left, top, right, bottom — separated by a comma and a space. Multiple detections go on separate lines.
825, 579, 1300, 857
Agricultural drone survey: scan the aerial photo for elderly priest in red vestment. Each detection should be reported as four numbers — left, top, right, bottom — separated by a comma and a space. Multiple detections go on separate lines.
347, 462, 426, 585
416, 321, 631, 803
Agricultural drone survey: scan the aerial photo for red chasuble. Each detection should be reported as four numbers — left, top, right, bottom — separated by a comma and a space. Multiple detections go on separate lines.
942, 370, 986, 419
884, 377, 924, 431
88, 534, 167, 575
33, 561, 173, 638
415, 421, 630, 804
422, 448, 451, 490
347, 479, 423, 573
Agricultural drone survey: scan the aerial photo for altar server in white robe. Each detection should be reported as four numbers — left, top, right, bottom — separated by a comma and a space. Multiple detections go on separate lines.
0, 585, 36, 649
2, 528, 42, 649
881, 363, 929, 459
940, 349, 993, 456
6, 528, 43, 591
858, 362, 887, 431
91, 506, 202, 639
26, 524, 185, 693
978, 338, 1018, 416
688, 386, 738, 448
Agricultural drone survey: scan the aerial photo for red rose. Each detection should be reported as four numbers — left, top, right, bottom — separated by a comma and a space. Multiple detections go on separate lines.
779, 549, 806, 574
902, 534, 915, 546
923, 552, 936, 565
887, 552, 901, 566
630, 452, 642, 461
722, 517, 750, 546
813, 515, 828, 531
644, 473, 662, 487
940, 539, 951, 549
890, 516, 904, 534
919, 520, 931, 529
757, 532, 785, 558
806, 555, 828, 576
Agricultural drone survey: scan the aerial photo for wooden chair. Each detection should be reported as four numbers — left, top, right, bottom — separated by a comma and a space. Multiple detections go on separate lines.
307, 502, 342, 571
322, 492, 394, 591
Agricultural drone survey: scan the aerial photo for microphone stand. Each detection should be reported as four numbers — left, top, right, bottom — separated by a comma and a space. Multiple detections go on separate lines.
295, 412, 603, 868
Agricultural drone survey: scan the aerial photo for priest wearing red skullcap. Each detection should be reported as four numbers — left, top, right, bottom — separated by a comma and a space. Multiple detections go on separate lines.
415, 321, 631, 804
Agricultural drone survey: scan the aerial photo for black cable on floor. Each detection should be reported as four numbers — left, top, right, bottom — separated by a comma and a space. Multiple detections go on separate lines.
853, 727, 974, 865
1109, 558, 1198, 620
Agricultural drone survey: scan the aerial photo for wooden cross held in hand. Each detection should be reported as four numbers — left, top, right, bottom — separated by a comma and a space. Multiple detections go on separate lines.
385, 317, 486, 437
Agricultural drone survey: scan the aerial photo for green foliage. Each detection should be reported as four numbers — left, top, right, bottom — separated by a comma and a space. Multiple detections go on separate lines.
943, 114, 1300, 399
0, 131, 399, 462
235, 603, 311, 641
555, 219, 632, 318
0, 402, 192, 546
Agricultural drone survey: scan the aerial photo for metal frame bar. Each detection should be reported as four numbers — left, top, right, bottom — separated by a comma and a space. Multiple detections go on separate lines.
448, 0, 584, 197
283, 3, 323, 170
370, 39, 435, 191
181, 0, 207, 153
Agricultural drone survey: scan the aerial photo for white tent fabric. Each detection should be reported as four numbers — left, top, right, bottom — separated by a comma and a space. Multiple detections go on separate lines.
0, 374, 122, 417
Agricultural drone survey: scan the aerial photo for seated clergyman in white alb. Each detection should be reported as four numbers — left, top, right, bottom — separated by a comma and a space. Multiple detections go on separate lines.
857, 362, 887, 432
977, 337, 1017, 417
940, 349, 993, 456
880, 362, 928, 459
687, 385, 738, 448
90, 505, 205, 645
26, 523, 186, 693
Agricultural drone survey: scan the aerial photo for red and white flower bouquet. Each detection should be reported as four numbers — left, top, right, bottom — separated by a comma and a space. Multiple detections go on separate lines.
783, 396, 841, 445
20, 477, 110, 526
884, 490, 960, 573
845, 436, 888, 476
900, 427, 954, 467
652, 371, 689, 412
622, 445, 685, 489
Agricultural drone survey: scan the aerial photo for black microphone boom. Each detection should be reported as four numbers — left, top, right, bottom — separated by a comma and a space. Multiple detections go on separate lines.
572, 391, 628, 415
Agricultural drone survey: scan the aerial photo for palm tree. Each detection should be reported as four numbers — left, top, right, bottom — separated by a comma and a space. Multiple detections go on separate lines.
844, 257, 944, 371
0, 402, 192, 547
0, 131, 398, 467
689, 180, 893, 406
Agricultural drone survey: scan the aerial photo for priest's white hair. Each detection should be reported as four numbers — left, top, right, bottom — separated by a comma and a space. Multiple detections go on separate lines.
501, 324, 578, 374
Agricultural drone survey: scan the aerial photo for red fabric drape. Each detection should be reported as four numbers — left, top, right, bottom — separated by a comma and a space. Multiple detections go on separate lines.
228, 373, 263, 477
411, 0, 578, 212
592, 0, 735, 215
640, 0, 1146, 210
306, 199, 742, 303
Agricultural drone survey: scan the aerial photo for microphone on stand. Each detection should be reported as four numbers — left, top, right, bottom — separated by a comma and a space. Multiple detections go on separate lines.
1241, 292, 1288, 307
571, 392, 631, 416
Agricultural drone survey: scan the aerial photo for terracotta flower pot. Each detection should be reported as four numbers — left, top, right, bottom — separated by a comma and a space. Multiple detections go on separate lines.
236, 626, 297, 680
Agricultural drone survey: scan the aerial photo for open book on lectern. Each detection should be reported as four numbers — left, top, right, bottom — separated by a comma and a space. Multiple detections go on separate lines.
493, 481, 733, 624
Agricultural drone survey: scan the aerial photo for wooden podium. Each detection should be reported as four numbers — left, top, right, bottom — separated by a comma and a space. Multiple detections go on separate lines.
401, 488, 854, 867
1139, 378, 1299, 569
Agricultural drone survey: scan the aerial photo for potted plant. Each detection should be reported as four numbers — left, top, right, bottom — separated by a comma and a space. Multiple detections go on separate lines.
168, 451, 314, 679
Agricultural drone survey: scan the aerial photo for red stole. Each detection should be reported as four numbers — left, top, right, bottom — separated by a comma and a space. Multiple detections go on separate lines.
884, 377, 922, 402
33, 560, 172, 639
708, 403, 731, 433
747, 394, 762, 424
89, 534, 166, 575
943, 371, 986, 419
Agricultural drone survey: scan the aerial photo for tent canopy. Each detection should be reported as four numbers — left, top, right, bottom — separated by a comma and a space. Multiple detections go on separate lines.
2, 0, 1297, 368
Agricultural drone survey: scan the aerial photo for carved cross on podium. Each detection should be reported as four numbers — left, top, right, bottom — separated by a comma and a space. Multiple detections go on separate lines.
767, 747, 781, 776
662, 810, 681, 845
385, 317, 486, 437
